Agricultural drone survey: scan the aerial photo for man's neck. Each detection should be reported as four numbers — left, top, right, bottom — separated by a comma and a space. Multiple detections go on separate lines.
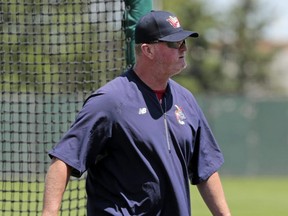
133, 63, 168, 90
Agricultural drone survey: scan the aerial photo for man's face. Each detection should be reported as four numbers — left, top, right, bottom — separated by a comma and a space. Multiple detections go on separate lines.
152, 40, 188, 77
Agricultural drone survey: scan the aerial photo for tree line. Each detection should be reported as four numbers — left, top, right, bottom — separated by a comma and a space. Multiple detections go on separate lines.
163, 0, 281, 96
1, 0, 283, 95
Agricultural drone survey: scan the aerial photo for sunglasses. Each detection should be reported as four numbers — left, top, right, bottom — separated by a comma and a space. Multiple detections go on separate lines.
149, 40, 186, 49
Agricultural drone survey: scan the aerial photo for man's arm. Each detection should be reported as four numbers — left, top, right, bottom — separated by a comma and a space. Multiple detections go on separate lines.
197, 172, 231, 216
42, 157, 72, 216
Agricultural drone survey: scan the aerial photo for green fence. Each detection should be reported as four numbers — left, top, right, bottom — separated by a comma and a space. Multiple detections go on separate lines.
197, 96, 288, 176
2, 94, 287, 178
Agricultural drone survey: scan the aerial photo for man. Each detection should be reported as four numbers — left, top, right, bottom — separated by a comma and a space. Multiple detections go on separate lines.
42, 10, 231, 216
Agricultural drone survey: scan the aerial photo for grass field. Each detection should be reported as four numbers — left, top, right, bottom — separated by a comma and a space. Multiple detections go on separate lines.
1, 176, 287, 215
190, 176, 288, 216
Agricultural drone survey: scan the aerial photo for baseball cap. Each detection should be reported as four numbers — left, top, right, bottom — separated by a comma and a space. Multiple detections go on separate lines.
135, 10, 199, 44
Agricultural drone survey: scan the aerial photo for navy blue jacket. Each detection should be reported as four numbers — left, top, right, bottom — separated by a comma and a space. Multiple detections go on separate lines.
49, 69, 224, 216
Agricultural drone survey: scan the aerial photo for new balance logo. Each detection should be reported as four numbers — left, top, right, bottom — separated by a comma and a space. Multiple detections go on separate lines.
138, 108, 147, 115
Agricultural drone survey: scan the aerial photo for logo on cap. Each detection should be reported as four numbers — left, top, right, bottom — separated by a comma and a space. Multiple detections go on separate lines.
166, 16, 180, 28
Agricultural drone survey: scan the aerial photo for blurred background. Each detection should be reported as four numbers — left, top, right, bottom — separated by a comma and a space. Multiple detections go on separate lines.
1, 0, 287, 215
156, 0, 288, 215
157, 0, 288, 97
154, 0, 288, 175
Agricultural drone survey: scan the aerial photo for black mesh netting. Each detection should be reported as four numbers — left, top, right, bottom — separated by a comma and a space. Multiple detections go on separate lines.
0, 0, 126, 215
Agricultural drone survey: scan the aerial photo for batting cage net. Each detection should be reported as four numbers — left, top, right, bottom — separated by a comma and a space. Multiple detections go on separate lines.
0, 0, 152, 215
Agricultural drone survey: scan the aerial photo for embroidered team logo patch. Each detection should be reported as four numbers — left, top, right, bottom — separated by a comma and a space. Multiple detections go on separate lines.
174, 105, 186, 125
166, 16, 181, 28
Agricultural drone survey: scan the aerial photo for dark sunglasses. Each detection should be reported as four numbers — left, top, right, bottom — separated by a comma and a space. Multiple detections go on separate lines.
149, 40, 186, 49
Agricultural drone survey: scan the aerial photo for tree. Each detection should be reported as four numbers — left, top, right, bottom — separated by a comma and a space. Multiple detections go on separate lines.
162, 0, 217, 93
214, 0, 277, 95
163, 0, 277, 95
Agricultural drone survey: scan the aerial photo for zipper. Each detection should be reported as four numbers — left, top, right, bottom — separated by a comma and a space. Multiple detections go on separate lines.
163, 112, 171, 153
160, 98, 171, 153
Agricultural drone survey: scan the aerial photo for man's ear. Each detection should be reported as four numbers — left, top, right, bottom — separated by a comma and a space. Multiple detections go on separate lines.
141, 44, 155, 59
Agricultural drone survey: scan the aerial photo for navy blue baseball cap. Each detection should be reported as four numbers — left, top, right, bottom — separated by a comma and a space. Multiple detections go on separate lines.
135, 10, 199, 44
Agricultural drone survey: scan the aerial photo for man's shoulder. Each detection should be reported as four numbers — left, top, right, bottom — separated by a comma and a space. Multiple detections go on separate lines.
168, 79, 201, 110
169, 79, 194, 97
99, 69, 132, 92
84, 71, 132, 105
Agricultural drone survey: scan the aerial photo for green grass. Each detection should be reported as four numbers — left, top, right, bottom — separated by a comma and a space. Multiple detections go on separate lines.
0, 179, 86, 216
190, 176, 288, 216
1, 177, 287, 215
